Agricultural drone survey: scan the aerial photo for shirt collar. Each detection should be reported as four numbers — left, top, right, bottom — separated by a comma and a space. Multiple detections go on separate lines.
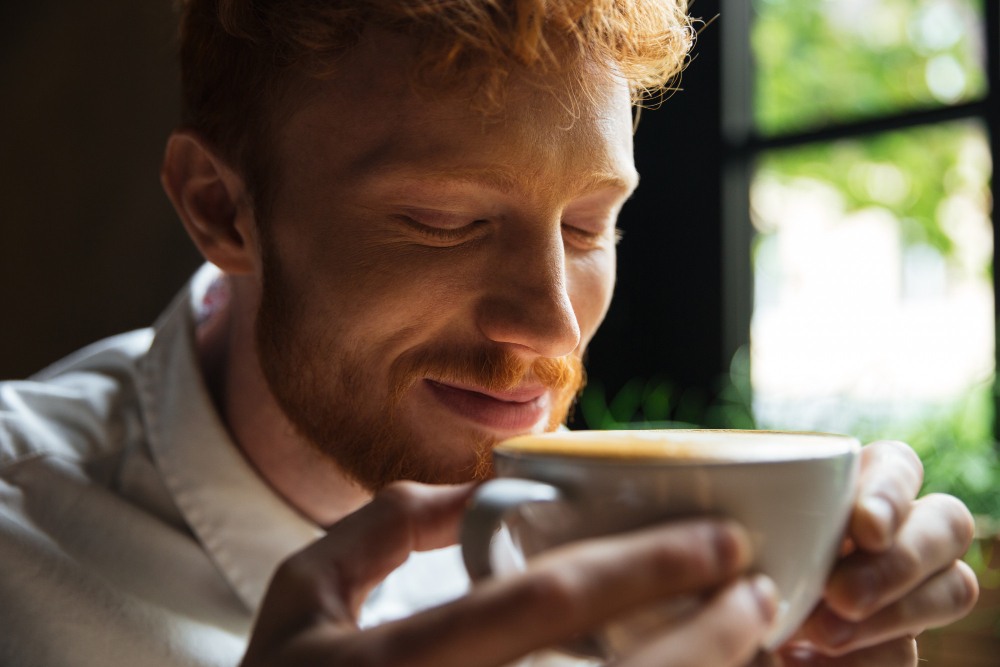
139, 264, 323, 612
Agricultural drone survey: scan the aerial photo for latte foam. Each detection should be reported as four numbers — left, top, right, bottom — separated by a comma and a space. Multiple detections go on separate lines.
496, 429, 858, 463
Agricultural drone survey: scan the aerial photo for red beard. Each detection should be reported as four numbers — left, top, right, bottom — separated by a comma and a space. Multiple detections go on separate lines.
255, 254, 585, 491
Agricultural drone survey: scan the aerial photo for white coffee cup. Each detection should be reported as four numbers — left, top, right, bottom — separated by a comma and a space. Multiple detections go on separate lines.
461, 429, 861, 658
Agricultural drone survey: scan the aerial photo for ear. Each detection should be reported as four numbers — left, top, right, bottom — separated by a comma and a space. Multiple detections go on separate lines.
161, 131, 258, 275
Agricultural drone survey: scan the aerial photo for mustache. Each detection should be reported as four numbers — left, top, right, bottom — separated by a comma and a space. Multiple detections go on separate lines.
388, 345, 584, 405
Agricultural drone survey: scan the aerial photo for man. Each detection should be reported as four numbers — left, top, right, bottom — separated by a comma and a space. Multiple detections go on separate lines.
0, 1, 978, 666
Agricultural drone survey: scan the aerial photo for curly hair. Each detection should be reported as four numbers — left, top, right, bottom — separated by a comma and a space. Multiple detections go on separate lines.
176, 0, 694, 211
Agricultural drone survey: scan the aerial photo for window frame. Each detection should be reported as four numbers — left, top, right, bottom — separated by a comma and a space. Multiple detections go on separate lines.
579, 1, 998, 432
719, 0, 1000, 439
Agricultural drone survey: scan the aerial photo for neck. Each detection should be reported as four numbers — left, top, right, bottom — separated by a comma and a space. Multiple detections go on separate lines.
195, 273, 372, 526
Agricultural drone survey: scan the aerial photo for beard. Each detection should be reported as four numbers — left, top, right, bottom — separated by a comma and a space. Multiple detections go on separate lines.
254, 250, 586, 492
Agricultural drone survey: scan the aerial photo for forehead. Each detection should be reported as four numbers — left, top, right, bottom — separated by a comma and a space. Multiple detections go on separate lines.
274, 29, 638, 198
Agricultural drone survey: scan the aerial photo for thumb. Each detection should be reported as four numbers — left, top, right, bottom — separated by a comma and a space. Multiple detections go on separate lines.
249, 482, 476, 648
329, 481, 477, 613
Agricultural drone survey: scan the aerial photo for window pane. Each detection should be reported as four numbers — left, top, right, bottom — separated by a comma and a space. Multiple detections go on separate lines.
749, 121, 995, 509
752, 0, 987, 136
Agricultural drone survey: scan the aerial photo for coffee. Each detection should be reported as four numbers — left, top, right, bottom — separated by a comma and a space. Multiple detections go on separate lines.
496, 429, 856, 463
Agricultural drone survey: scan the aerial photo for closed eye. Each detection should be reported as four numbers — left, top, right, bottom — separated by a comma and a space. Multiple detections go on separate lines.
561, 223, 622, 250
395, 214, 489, 245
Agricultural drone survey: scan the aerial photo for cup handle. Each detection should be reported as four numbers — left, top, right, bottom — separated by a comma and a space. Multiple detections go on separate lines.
461, 478, 563, 581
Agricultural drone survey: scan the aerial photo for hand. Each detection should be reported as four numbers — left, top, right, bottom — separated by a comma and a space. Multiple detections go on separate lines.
241, 481, 779, 667
777, 440, 980, 666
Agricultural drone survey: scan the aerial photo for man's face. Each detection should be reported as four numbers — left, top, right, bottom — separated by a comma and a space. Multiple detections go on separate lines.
254, 31, 637, 490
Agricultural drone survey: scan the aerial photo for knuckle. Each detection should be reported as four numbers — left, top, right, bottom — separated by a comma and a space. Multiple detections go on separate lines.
889, 541, 924, 581
704, 520, 750, 574
514, 568, 583, 622
870, 440, 925, 489
370, 481, 425, 531
375, 481, 423, 512
637, 520, 748, 584
664, 520, 749, 579
273, 552, 312, 588
271, 554, 328, 606
885, 440, 924, 478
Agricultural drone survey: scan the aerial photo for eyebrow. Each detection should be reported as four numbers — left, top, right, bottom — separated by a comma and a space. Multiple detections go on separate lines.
375, 165, 640, 198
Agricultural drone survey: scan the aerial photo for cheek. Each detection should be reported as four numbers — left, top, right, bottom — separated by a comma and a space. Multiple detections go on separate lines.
295, 237, 479, 349
569, 249, 616, 344
288, 223, 417, 312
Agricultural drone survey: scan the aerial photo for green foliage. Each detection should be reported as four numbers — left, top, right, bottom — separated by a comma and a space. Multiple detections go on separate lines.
755, 120, 989, 263
752, 0, 986, 136
745, 3, 997, 521
578, 346, 756, 431
840, 380, 1000, 518
579, 376, 699, 430
581, 350, 1000, 519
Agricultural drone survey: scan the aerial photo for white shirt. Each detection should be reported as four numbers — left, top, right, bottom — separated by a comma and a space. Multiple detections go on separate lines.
0, 266, 589, 667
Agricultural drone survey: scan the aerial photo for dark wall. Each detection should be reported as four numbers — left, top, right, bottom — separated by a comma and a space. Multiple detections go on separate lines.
0, 1, 201, 379
584, 12, 728, 407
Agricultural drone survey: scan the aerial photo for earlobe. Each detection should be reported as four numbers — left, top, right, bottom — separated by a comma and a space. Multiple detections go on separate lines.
161, 131, 258, 275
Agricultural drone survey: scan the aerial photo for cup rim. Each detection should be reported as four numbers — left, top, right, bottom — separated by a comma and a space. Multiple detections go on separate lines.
494, 428, 861, 465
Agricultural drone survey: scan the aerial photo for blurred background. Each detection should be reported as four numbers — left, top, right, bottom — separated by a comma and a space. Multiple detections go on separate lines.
582, 1, 1000, 661
1, 0, 998, 661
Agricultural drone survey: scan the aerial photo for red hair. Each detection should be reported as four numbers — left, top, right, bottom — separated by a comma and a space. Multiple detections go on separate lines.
177, 0, 694, 210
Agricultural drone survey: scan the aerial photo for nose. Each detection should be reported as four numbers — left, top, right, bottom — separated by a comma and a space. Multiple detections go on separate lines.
476, 225, 581, 358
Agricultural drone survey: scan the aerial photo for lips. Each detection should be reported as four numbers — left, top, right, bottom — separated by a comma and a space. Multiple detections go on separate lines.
423, 379, 550, 432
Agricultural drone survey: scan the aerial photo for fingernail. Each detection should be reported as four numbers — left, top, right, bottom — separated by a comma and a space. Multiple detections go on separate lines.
714, 519, 754, 572
750, 574, 779, 622
861, 495, 895, 534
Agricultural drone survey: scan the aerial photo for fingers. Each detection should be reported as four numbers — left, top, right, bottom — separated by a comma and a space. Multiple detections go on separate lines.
823, 493, 975, 622
614, 575, 779, 667
354, 518, 761, 667
801, 560, 978, 657
328, 481, 478, 610
850, 441, 923, 552
249, 482, 475, 646
779, 637, 917, 666
250, 493, 764, 667
774, 442, 976, 667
